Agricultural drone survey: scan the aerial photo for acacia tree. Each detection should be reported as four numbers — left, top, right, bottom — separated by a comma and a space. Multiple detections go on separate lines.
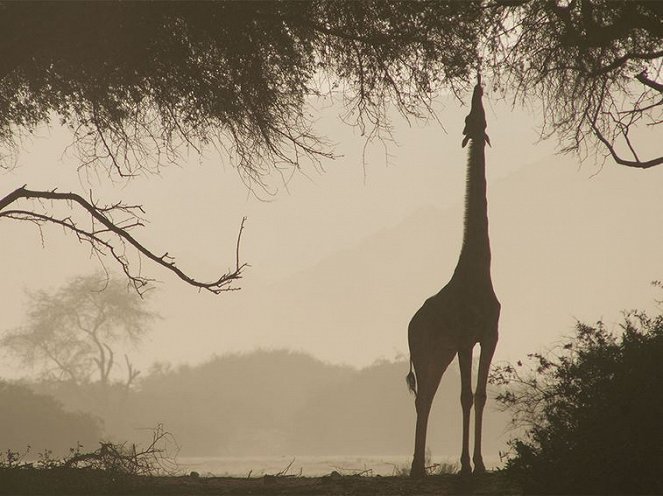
0, 2, 661, 296
0, 2, 481, 293
489, 0, 663, 169
1, 274, 157, 387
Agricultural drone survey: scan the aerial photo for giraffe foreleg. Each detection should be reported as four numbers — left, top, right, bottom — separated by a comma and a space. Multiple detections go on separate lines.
473, 336, 497, 474
458, 348, 474, 476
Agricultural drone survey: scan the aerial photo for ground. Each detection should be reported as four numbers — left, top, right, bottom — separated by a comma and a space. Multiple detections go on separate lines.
0, 470, 518, 495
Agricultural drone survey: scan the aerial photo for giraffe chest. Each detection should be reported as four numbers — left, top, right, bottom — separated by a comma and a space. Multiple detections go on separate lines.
423, 289, 500, 345
459, 300, 498, 335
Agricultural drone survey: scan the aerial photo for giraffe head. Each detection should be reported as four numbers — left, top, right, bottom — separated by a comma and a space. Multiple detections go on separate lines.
461, 75, 491, 148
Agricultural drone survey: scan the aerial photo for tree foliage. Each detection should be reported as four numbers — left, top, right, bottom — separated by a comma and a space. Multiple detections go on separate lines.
0, 1, 481, 290
0, 1, 661, 291
1, 274, 157, 386
0, 1, 481, 177
490, 295, 663, 494
491, 0, 663, 169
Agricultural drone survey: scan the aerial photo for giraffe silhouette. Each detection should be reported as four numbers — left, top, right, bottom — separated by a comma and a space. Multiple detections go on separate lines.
406, 75, 500, 478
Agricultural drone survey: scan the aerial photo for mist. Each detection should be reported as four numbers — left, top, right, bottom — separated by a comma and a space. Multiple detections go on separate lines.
3, 349, 511, 475
2, 94, 662, 475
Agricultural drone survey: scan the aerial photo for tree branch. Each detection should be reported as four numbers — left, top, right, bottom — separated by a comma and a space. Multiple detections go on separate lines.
635, 70, 663, 93
586, 112, 663, 169
0, 186, 247, 294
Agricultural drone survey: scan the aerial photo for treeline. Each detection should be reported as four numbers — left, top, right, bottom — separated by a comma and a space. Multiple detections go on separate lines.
0, 382, 101, 455
4, 350, 509, 458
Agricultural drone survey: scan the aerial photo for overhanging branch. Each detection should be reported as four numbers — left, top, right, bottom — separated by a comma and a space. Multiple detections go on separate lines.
0, 186, 247, 294
635, 70, 663, 93
586, 113, 663, 169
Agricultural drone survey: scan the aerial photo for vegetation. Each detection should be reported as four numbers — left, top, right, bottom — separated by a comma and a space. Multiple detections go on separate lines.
0, 381, 101, 456
1, 424, 175, 475
491, 291, 663, 494
487, 1, 663, 169
1, 2, 661, 292
1, 274, 157, 387
0, 425, 178, 495
0, 468, 515, 496
7, 351, 507, 458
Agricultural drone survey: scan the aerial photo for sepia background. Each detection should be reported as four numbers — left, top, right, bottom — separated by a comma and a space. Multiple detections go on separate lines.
1, 92, 661, 473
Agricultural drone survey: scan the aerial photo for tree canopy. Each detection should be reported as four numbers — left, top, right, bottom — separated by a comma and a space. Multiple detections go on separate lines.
490, 1, 663, 169
0, 1, 661, 291
0, 1, 481, 177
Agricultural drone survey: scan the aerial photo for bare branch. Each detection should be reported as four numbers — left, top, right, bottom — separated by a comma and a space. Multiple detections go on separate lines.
587, 112, 663, 169
0, 186, 246, 294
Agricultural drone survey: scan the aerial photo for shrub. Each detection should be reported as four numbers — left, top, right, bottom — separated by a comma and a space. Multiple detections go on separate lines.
491, 301, 663, 494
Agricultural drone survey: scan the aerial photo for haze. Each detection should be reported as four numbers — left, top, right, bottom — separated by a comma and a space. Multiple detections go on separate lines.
2, 95, 661, 376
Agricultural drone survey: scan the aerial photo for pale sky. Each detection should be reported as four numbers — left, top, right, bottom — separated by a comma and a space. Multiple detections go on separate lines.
1, 94, 662, 378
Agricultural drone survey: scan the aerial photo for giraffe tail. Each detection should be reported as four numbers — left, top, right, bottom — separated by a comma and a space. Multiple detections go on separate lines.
406, 357, 417, 396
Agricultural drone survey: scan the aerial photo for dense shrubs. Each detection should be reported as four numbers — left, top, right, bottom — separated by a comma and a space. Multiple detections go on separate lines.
492, 304, 663, 494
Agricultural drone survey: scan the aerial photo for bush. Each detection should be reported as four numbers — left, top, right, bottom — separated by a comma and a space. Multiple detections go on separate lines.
491, 301, 663, 494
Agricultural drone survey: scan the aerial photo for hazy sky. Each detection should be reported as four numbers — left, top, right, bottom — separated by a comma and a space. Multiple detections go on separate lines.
1, 93, 662, 378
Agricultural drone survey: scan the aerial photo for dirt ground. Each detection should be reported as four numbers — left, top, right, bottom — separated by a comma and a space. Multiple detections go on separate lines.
1, 469, 519, 495
148, 471, 518, 495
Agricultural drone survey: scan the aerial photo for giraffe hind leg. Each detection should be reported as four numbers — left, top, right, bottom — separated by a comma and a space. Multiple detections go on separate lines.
410, 348, 457, 478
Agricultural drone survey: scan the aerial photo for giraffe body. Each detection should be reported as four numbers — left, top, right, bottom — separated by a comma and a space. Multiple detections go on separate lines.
407, 79, 500, 478
410, 280, 499, 354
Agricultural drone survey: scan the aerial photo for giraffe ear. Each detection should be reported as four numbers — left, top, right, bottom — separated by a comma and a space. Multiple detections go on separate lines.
462, 135, 470, 148
485, 134, 491, 147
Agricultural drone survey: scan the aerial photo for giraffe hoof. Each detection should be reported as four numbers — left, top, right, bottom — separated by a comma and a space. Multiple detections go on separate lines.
473, 463, 486, 475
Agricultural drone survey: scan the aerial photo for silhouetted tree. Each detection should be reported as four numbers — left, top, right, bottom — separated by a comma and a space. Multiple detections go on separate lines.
1, 2, 661, 294
489, 1, 663, 169
1, 274, 157, 387
490, 290, 663, 494
0, 2, 480, 291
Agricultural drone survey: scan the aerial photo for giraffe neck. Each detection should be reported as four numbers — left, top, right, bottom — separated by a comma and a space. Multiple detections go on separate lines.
453, 138, 492, 285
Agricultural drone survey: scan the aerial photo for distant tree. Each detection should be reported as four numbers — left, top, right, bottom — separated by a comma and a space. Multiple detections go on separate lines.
490, 290, 663, 494
1, 274, 157, 387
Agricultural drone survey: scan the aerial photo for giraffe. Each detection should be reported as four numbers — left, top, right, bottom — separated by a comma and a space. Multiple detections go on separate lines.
406, 75, 500, 478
